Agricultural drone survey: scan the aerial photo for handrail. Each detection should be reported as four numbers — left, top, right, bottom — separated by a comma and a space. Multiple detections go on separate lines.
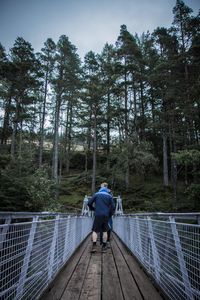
81, 195, 123, 216
127, 211, 200, 218
113, 215, 200, 300
1, 203, 200, 300
123, 212, 200, 224
0, 215, 93, 300
0, 211, 80, 219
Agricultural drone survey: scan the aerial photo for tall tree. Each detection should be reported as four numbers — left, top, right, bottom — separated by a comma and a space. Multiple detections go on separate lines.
0, 43, 11, 145
99, 43, 118, 169
62, 48, 81, 174
82, 51, 106, 193
51, 35, 81, 184
9, 37, 39, 158
152, 27, 180, 202
116, 25, 142, 189
172, 0, 196, 144
38, 38, 56, 166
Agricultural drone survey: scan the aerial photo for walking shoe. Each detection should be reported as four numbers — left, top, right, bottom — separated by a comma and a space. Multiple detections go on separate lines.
91, 244, 97, 253
101, 244, 107, 253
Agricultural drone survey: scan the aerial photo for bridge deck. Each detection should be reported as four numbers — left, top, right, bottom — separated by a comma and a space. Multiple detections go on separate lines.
40, 234, 164, 300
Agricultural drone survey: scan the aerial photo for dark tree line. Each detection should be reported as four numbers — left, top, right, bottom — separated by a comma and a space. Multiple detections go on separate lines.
0, 1, 200, 211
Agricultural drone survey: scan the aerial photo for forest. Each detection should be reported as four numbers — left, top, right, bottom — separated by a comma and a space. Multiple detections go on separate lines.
0, 0, 200, 213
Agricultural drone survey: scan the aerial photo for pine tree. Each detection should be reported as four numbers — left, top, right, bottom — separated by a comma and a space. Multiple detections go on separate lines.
81, 51, 106, 193
38, 38, 56, 166
0, 43, 11, 145
9, 37, 39, 158
116, 25, 142, 189
51, 35, 81, 184
99, 43, 118, 169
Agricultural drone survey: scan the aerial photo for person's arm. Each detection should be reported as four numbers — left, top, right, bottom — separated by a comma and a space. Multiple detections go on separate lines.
87, 195, 95, 211
109, 197, 115, 216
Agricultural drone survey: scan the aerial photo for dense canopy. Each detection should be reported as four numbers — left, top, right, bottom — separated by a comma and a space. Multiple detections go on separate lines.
0, 1, 200, 212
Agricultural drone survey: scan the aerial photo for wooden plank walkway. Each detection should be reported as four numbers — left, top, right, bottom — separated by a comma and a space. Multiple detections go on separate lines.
40, 234, 164, 300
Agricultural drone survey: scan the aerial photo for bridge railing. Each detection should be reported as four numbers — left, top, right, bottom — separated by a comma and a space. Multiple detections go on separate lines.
0, 214, 93, 300
81, 195, 123, 216
126, 212, 200, 224
113, 215, 200, 300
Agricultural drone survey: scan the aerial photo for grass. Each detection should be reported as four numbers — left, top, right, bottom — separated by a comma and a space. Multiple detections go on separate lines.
57, 171, 194, 213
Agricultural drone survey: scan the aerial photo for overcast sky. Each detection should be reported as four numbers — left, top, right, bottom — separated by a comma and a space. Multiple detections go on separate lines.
0, 0, 199, 59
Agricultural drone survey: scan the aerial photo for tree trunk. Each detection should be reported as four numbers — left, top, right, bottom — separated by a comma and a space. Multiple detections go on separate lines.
184, 164, 188, 185
125, 164, 130, 191
39, 71, 49, 167
66, 101, 73, 173
163, 133, 169, 186
85, 148, 88, 183
18, 121, 23, 159
1, 96, 12, 145
91, 111, 97, 194
132, 77, 138, 141
11, 121, 17, 158
52, 96, 61, 184
124, 62, 129, 189
11, 101, 20, 158
87, 109, 92, 151
106, 92, 110, 170
172, 152, 177, 211
124, 65, 128, 141
59, 147, 62, 184
169, 125, 177, 210
140, 79, 145, 139
64, 103, 70, 173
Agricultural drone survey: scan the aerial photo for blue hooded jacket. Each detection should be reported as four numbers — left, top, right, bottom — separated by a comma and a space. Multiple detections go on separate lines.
88, 187, 115, 217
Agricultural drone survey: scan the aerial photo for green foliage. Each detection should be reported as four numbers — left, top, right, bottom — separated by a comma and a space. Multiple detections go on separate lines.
0, 2, 200, 212
185, 184, 200, 210
25, 167, 55, 211
69, 152, 91, 170
0, 157, 55, 211
110, 141, 158, 176
0, 154, 11, 168
172, 149, 200, 165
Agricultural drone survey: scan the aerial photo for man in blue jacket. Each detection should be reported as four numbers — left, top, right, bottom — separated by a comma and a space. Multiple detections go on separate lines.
88, 183, 115, 253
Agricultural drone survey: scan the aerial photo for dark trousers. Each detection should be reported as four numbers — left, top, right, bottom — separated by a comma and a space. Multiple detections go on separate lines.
100, 228, 111, 244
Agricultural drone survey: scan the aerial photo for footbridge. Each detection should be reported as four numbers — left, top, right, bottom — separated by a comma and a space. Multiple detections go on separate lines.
0, 196, 200, 300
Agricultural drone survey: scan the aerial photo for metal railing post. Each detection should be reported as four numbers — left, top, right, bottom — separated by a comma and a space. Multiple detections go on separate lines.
115, 195, 123, 215
147, 217, 161, 283
0, 216, 11, 250
129, 216, 134, 251
15, 216, 39, 300
81, 196, 91, 216
48, 215, 59, 281
74, 216, 78, 248
63, 216, 71, 263
169, 217, 194, 300
135, 217, 144, 262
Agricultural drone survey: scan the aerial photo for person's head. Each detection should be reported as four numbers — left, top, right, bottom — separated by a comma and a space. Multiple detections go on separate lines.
101, 182, 108, 188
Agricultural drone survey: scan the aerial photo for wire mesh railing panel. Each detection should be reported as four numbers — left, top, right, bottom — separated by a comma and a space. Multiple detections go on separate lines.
0, 216, 93, 300
113, 216, 200, 300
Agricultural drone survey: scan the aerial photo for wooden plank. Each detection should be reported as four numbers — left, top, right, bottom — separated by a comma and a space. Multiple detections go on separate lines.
41, 233, 164, 300
60, 240, 91, 299
41, 235, 91, 300
79, 251, 101, 300
102, 246, 124, 300
113, 234, 164, 300
111, 239, 143, 300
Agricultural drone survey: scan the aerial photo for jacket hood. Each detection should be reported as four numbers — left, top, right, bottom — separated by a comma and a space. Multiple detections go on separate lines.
99, 187, 109, 193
